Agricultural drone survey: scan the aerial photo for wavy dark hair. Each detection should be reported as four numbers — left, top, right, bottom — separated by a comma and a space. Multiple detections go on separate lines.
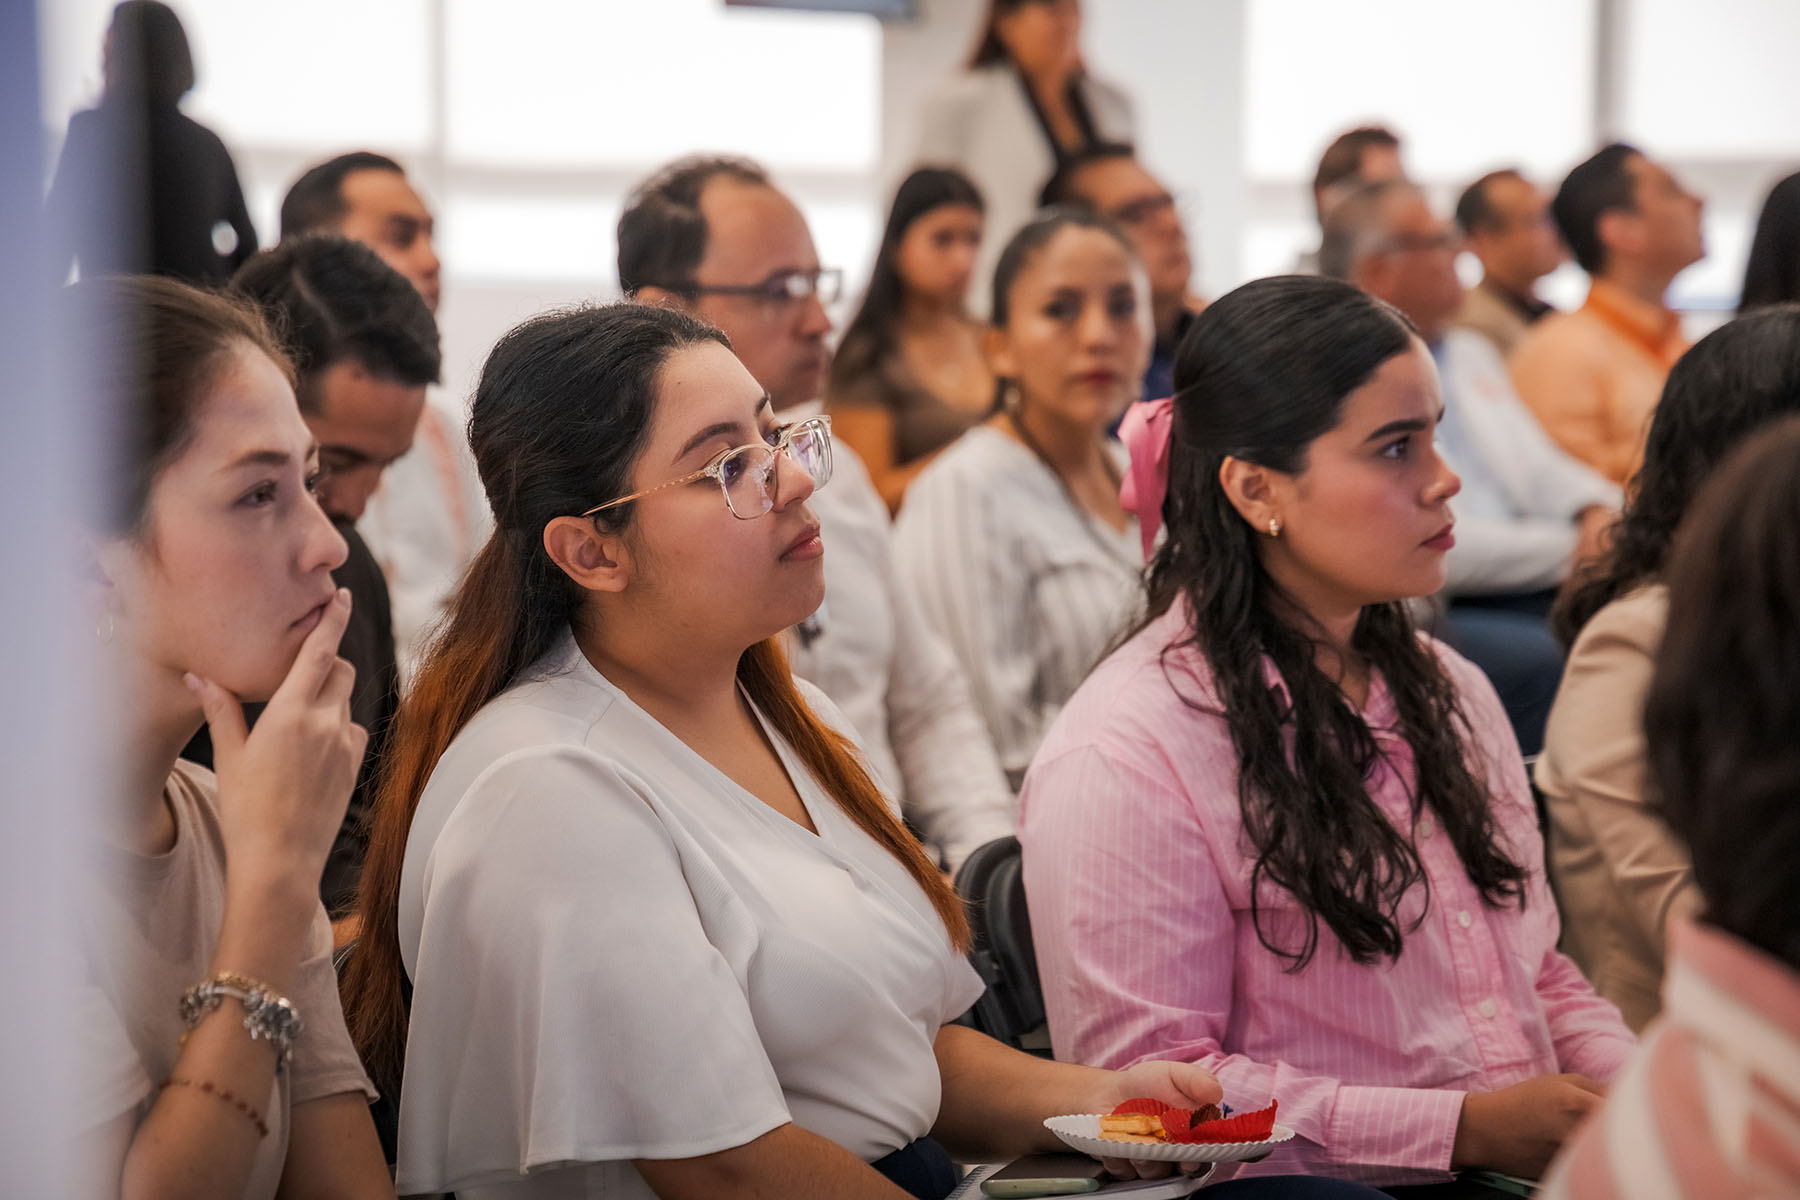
1739, 171, 1800, 313
829, 167, 984, 396
1554, 304, 1800, 646
343, 302, 968, 1092
1646, 415, 1800, 972
1141, 274, 1527, 970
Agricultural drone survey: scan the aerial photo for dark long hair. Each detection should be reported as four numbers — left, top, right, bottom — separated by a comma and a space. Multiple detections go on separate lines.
829, 168, 984, 396
1646, 415, 1800, 972
1554, 304, 1800, 645
968, 0, 1072, 68
104, 1, 195, 105
343, 303, 967, 1092
1141, 275, 1526, 970
1740, 171, 1800, 313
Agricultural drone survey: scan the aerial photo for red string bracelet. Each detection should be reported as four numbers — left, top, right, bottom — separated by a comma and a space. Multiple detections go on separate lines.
160, 1076, 270, 1139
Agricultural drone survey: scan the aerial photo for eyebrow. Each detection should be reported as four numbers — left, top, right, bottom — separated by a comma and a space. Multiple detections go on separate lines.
674, 394, 773, 462
1363, 408, 1445, 443
221, 442, 318, 473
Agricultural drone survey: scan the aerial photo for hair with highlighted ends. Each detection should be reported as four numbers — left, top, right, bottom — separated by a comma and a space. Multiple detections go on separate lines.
278, 151, 407, 240
1454, 168, 1525, 237
232, 235, 441, 411
616, 155, 771, 296
342, 302, 968, 1091
1138, 274, 1526, 970
1312, 126, 1401, 219
831, 167, 985, 398
1740, 171, 1800, 313
1554, 304, 1800, 645
105, 0, 195, 105
1646, 415, 1800, 972
1551, 143, 1639, 275
65, 275, 294, 539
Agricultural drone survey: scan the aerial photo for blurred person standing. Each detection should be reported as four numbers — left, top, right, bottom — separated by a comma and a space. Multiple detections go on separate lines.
1510, 144, 1704, 485
1041, 144, 1205, 403
1453, 169, 1566, 359
46, 0, 258, 284
916, 0, 1133, 317
1739, 169, 1800, 312
620, 156, 1015, 871
829, 167, 995, 512
281, 152, 489, 680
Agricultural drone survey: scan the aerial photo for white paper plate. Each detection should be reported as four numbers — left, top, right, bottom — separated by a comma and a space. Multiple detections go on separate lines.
1043, 1114, 1295, 1163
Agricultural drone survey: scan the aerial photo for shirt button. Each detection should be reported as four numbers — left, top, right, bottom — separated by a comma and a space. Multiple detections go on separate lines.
1457, 910, 1473, 929
1479, 999, 1497, 1019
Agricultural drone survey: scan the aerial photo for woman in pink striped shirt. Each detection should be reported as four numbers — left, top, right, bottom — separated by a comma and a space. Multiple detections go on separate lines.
1020, 275, 1637, 1194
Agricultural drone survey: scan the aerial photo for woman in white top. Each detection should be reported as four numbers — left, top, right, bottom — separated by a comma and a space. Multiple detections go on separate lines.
75, 276, 390, 1198
915, 0, 1133, 318
341, 302, 1222, 1199
894, 210, 1149, 787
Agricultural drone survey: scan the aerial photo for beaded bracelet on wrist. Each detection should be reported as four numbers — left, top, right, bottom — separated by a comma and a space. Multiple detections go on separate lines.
179, 972, 302, 1073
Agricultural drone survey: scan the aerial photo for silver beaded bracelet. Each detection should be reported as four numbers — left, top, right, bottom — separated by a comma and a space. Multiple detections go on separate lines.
179, 973, 303, 1073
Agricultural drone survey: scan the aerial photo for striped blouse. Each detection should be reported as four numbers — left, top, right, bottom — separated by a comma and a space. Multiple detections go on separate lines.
1541, 919, 1800, 1199
1018, 602, 1637, 1188
891, 425, 1142, 788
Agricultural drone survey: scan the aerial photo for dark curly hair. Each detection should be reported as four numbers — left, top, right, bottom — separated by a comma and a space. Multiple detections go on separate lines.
1554, 304, 1800, 646
1141, 274, 1527, 970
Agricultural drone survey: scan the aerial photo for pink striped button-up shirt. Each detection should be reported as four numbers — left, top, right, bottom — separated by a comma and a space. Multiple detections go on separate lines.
1018, 604, 1636, 1187
1542, 919, 1800, 1199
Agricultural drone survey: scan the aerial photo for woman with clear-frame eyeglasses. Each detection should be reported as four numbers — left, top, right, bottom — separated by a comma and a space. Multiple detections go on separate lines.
343, 303, 1241, 1200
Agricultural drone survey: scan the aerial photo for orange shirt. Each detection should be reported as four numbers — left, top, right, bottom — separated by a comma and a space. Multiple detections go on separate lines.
1508, 279, 1690, 485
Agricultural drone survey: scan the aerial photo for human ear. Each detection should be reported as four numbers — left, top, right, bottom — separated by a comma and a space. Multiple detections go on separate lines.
1218, 455, 1287, 535
1596, 209, 1643, 262
984, 324, 1018, 386
542, 516, 630, 595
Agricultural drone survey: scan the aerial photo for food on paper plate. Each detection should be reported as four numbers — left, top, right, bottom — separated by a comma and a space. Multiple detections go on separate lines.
1096, 1098, 1280, 1145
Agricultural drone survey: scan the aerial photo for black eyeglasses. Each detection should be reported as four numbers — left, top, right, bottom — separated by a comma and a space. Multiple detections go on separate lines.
677, 268, 844, 308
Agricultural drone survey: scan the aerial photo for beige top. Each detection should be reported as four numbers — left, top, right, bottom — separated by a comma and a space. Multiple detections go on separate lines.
1453, 276, 1551, 360
1535, 585, 1701, 1032
77, 760, 375, 1199
1509, 280, 1691, 486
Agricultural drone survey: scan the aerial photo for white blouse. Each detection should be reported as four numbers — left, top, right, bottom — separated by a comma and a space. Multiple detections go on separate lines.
892, 426, 1143, 787
395, 631, 984, 1198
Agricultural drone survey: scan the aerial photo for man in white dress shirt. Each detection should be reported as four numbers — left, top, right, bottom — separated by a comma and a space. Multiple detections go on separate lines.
1323, 180, 1620, 755
280, 152, 491, 680
617, 156, 1015, 871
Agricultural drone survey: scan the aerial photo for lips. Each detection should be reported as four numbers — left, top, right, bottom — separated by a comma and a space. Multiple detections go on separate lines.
290, 594, 334, 632
780, 523, 823, 561
1076, 369, 1120, 387
1421, 523, 1456, 552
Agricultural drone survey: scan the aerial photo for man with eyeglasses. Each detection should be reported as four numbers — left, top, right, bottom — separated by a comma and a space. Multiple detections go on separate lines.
617, 155, 1015, 873
1324, 179, 1619, 758
1040, 144, 1206, 404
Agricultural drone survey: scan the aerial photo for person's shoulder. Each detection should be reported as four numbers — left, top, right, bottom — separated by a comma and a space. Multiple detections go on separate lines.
1082, 73, 1135, 121
928, 65, 1013, 109
903, 426, 1017, 503
1572, 583, 1668, 656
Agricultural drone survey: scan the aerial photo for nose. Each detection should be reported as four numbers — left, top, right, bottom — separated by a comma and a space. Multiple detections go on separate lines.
305, 495, 350, 574
771, 440, 818, 511
796, 289, 832, 339
1079, 298, 1120, 348
1425, 443, 1461, 506
322, 466, 385, 523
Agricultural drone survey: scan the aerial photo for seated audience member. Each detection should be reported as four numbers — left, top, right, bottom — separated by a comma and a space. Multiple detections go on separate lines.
185, 236, 441, 925
1739, 169, 1800, 312
1541, 416, 1800, 1199
280, 151, 489, 678
1453, 169, 1565, 358
617, 156, 1014, 872
1040, 144, 1206, 403
1323, 181, 1619, 755
1294, 125, 1407, 274
915, 0, 1134, 318
828, 167, 994, 511
894, 210, 1149, 788
1510, 144, 1704, 485
340, 301, 1275, 1200
1022, 276, 1636, 1189
73, 276, 389, 1197
1539, 304, 1800, 1033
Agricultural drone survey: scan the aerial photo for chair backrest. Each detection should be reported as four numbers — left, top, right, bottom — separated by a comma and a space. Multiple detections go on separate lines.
953, 836, 1050, 1054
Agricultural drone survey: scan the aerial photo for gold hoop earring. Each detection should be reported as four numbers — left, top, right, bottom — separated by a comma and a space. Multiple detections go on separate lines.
1267, 517, 1282, 538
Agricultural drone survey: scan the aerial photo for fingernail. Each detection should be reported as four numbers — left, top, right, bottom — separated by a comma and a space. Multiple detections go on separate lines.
182, 672, 203, 694
335, 587, 352, 608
